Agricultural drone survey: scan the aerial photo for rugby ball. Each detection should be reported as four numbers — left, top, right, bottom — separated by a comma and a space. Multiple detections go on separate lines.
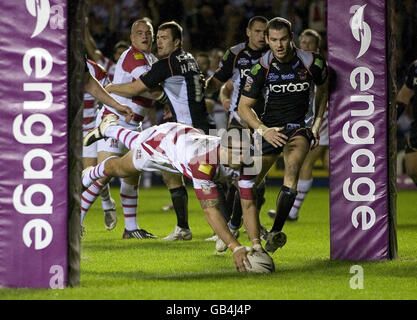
244, 251, 275, 273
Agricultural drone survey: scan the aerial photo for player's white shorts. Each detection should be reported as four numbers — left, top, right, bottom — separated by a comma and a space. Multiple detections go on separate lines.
83, 141, 98, 158
96, 108, 140, 155
318, 111, 329, 147
131, 146, 179, 175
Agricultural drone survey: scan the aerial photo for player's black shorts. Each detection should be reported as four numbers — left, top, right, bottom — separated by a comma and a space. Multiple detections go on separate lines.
405, 122, 417, 154
259, 123, 314, 155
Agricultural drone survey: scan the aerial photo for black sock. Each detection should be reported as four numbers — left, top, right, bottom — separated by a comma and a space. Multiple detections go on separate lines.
230, 191, 243, 229
169, 186, 189, 229
271, 186, 297, 232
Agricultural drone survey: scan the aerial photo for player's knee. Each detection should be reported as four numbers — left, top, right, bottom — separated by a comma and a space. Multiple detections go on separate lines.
163, 173, 184, 189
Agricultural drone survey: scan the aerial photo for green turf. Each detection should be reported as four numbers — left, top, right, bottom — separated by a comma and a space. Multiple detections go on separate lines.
1, 186, 416, 300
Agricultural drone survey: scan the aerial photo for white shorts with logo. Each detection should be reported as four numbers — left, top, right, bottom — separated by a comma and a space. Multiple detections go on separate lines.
96, 108, 140, 155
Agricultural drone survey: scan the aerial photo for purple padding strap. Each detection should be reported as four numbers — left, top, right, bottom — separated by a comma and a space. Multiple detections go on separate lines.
0, 0, 68, 287
328, 1, 390, 260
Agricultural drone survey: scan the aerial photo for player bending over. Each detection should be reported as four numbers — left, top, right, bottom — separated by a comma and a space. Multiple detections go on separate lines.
82, 114, 267, 272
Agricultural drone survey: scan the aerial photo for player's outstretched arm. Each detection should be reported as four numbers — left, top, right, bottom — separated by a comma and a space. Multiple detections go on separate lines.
205, 75, 223, 95
219, 79, 233, 111
106, 77, 150, 98
240, 198, 262, 252
85, 72, 134, 122
199, 198, 250, 272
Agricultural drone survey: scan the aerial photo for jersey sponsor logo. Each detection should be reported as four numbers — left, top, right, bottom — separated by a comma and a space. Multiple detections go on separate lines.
134, 52, 144, 60
136, 149, 142, 160
268, 73, 279, 81
201, 184, 212, 195
350, 4, 372, 59
222, 50, 230, 61
281, 73, 295, 80
250, 64, 261, 75
238, 57, 250, 66
298, 69, 307, 80
240, 68, 251, 78
244, 76, 254, 92
198, 164, 213, 175
314, 58, 324, 69
176, 52, 191, 62
269, 82, 310, 93
272, 63, 280, 72
26, 0, 50, 38
180, 61, 199, 74
110, 139, 119, 148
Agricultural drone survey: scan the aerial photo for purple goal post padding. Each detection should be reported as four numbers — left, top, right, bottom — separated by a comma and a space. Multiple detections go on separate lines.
328, 0, 397, 260
0, 0, 69, 288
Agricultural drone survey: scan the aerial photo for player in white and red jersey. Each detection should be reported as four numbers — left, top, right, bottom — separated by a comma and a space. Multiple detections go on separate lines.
83, 115, 266, 272
85, 17, 129, 81
83, 58, 118, 230
82, 58, 134, 232
81, 19, 160, 240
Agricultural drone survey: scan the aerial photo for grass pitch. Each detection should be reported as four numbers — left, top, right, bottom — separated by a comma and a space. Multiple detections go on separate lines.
1, 185, 416, 300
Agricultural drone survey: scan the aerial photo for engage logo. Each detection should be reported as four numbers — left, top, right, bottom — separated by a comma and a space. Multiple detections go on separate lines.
350, 4, 371, 59
25, 0, 65, 38
26, 0, 50, 38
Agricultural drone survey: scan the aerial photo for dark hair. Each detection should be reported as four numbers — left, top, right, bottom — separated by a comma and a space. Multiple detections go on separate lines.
158, 21, 183, 44
247, 16, 268, 29
299, 29, 321, 47
265, 17, 292, 37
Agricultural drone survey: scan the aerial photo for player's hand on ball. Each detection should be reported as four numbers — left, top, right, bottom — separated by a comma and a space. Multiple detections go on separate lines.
232, 246, 250, 272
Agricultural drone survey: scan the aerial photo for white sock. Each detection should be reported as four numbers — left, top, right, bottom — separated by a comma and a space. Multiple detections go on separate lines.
288, 179, 313, 218
82, 156, 116, 187
81, 181, 105, 225
120, 181, 139, 231
105, 125, 140, 150
100, 184, 114, 210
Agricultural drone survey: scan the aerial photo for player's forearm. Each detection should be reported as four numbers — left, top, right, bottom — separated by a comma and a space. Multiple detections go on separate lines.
237, 97, 262, 130
205, 76, 222, 95
84, 25, 101, 62
85, 75, 124, 112
200, 199, 240, 251
312, 82, 328, 133
106, 80, 145, 98
219, 83, 232, 110
240, 198, 260, 245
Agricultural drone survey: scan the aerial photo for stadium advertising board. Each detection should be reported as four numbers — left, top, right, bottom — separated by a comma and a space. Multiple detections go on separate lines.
0, 0, 68, 287
328, 1, 390, 260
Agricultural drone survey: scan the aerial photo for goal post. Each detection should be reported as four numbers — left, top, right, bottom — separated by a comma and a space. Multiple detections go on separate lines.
327, 0, 398, 260
0, 0, 84, 288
